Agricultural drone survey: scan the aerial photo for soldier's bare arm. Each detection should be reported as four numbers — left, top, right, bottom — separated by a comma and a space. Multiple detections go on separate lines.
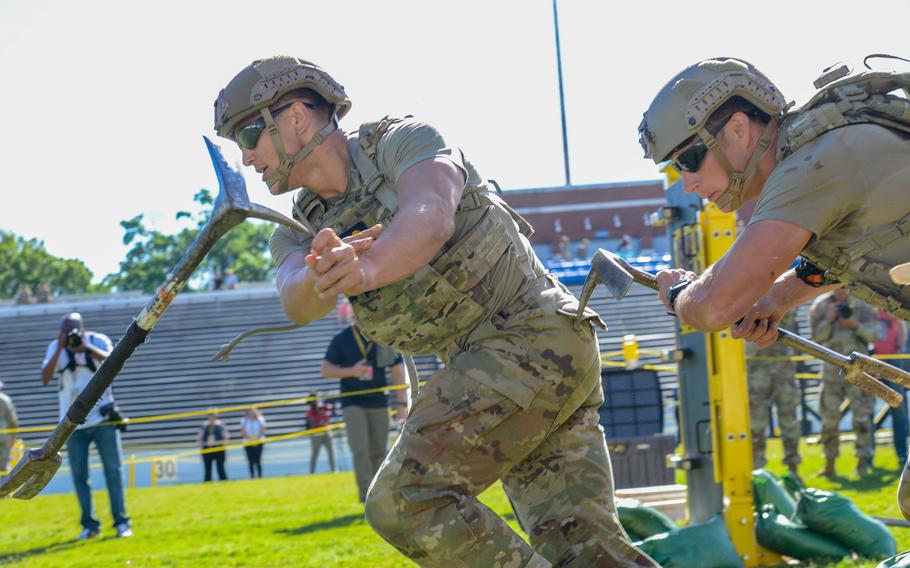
732, 269, 842, 347
276, 250, 339, 325
658, 219, 810, 332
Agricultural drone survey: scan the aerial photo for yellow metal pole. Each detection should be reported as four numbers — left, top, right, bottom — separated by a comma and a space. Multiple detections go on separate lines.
128, 454, 136, 489
700, 202, 780, 566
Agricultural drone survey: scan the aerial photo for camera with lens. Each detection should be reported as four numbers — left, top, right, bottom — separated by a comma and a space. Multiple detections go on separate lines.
65, 328, 83, 348
837, 303, 854, 320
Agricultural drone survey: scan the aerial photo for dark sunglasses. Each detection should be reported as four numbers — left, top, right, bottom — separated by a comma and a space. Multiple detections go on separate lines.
670, 113, 739, 173
671, 139, 709, 173
235, 102, 299, 150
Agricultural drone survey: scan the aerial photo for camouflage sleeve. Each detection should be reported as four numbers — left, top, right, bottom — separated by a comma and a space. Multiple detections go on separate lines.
377, 120, 468, 186
269, 224, 313, 269
855, 302, 881, 345
809, 296, 833, 343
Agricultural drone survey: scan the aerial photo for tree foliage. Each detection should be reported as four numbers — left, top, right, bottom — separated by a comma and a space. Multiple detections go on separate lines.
0, 231, 100, 299
103, 189, 275, 293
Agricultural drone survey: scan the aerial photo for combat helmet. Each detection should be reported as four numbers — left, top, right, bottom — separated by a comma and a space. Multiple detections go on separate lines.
214, 56, 351, 194
638, 57, 786, 210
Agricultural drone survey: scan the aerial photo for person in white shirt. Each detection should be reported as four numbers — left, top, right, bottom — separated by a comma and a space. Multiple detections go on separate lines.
40, 313, 131, 540
240, 407, 267, 478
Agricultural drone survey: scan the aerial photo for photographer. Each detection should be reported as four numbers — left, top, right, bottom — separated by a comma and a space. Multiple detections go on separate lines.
40, 313, 132, 540
810, 290, 880, 478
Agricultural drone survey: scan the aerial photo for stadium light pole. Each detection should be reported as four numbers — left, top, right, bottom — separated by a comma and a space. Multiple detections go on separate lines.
552, 0, 572, 187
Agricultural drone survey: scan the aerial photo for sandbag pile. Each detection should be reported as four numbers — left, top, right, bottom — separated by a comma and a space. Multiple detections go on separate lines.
753, 469, 896, 562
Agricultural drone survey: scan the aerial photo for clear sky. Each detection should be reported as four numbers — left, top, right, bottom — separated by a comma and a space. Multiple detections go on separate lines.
1, 0, 908, 281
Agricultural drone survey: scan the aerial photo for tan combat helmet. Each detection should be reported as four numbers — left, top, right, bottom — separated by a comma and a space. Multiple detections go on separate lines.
638, 57, 786, 210
214, 56, 352, 194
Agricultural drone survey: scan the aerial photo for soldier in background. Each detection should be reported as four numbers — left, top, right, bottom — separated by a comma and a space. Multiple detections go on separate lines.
810, 290, 880, 477
747, 311, 801, 474
0, 380, 17, 473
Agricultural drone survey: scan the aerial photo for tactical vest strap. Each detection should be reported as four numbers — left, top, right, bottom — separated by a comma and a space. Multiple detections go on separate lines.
779, 71, 910, 159
837, 213, 910, 268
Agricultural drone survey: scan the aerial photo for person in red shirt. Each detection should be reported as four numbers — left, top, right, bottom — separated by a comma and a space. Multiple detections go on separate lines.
305, 391, 335, 474
876, 311, 909, 467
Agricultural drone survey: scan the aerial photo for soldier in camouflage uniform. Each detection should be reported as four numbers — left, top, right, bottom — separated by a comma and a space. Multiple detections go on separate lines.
746, 311, 801, 473
214, 56, 655, 567
809, 289, 880, 477
0, 381, 17, 473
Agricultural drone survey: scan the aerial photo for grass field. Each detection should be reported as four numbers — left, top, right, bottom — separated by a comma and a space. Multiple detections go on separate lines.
1, 438, 907, 567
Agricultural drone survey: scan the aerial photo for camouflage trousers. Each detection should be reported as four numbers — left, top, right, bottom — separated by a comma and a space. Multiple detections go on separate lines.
820, 366, 875, 459
747, 363, 800, 468
364, 286, 656, 567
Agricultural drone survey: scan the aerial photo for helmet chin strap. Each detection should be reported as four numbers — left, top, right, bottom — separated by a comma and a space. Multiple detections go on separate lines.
260, 106, 339, 195
698, 117, 777, 211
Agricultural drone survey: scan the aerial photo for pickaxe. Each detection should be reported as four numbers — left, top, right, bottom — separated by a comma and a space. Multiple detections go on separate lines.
579, 248, 909, 408
0, 137, 311, 500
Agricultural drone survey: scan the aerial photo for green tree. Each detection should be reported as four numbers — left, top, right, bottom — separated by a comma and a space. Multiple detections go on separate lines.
103, 189, 275, 293
0, 231, 101, 299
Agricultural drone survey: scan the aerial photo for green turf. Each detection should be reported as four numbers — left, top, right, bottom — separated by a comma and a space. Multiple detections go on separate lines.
0, 438, 906, 567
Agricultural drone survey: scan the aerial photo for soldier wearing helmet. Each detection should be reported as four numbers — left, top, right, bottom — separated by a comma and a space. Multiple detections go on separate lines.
215, 57, 656, 567
640, 57, 910, 348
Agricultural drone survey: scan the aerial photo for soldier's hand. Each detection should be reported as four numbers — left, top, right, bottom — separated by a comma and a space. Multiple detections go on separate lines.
655, 269, 697, 312
731, 296, 785, 349
306, 228, 377, 298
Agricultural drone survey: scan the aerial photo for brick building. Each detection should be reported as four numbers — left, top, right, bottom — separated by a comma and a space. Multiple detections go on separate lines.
502, 179, 668, 260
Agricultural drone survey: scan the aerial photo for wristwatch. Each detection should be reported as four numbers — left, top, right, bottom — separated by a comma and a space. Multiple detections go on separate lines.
667, 279, 693, 314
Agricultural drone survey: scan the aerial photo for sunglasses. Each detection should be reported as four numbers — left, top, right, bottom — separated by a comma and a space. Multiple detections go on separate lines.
235, 102, 298, 150
670, 114, 738, 173
671, 139, 709, 173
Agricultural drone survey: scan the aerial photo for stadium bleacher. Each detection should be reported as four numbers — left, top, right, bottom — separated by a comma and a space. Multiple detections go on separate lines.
0, 277, 817, 448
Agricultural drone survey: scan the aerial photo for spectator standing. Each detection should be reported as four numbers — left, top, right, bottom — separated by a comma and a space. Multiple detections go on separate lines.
575, 238, 590, 261
875, 310, 909, 467
555, 235, 570, 260
322, 322, 408, 502
35, 282, 51, 303
197, 411, 229, 482
0, 380, 17, 473
305, 392, 335, 474
15, 283, 34, 305
223, 269, 239, 290
40, 313, 131, 539
240, 407, 267, 478
746, 310, 801, 474
810, 290, 880, 477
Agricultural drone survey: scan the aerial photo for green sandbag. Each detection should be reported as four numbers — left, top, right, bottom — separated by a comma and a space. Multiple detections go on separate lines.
755, 503, 850, 562
878, 551, 910, 567
752, 469, 797, 519
636, 515, 744, 568
780, 472, 804, 501
798, 488, 896, 559
618, 505, 676, 539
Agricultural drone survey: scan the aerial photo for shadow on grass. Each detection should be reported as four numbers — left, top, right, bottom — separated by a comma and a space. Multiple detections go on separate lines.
275, 511, 521, 538
811, 464, 901, 493
276, 513, 365, 536
0, 538, 86, 563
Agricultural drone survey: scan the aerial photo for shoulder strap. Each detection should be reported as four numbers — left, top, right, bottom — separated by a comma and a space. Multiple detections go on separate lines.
779, 70, 910, 159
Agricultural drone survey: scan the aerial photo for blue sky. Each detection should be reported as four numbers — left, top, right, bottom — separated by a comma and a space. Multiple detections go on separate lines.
1, 0, 908, 281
